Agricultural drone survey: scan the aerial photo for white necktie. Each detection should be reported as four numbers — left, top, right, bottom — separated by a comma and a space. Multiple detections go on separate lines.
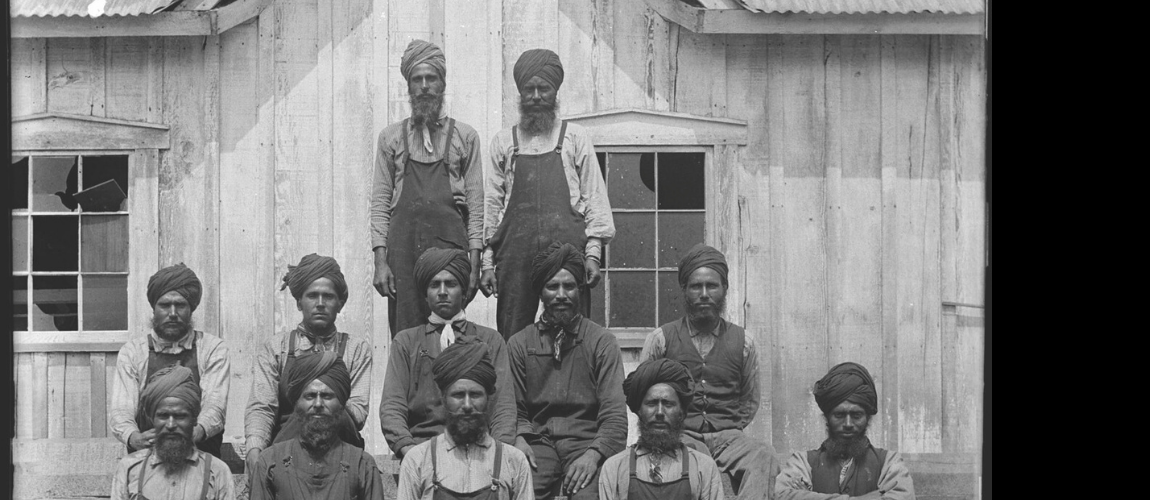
429, 310, 467, 350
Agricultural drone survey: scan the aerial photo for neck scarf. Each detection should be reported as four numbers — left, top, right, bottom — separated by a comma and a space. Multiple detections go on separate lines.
428, 310, 467, 350
537, 311, 582, 361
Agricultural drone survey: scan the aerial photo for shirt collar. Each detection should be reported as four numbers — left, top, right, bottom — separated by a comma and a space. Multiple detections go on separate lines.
635, 446, 681, 460
147, 447, 200, 468
149, 330, 196, 353
443, 431, 493, 452
686, 318, 721, 338
295, 324, 338, 349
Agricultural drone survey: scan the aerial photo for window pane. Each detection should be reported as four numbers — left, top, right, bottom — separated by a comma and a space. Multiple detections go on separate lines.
589, 273, 606, 326
658, 272, 686, 326
31, 156, 78, 212
82, 215, 129, 272
79, 155, 129, 212
596, 152, 606, 182
609, 271, 655, 328
32, 215, 79, 272
13, 277, 28, 331
32, 276, 78, 332
13, 216, 28, 272
608, 213, 655, 268
83, 275, 128, 330
657, 212, 705, 268
606, 153, 655, 210
11, 156, 29, 210
657, 153, 705, 210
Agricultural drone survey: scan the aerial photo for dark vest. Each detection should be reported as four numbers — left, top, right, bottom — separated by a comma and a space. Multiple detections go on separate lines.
661, 318, 744, 432
807, 446, 887, 496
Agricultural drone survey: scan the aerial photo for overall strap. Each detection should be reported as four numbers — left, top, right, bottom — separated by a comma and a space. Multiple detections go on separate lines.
490, 441, 503, 491
441, 118, 457, 159
679, 445, 690, 479
554, 121, 568, 152
147, 335, 154, 351
137, 448, 154, 498
628, 446, 638, 479
401, 118, 411, 157
337, 332, 348, 358
199, 453, 213, 500
287, 330, 299, 358
430, 436, 440, 486
504, 126, 521, 174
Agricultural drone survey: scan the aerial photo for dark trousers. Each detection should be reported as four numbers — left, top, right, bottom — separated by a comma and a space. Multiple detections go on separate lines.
530, 436, 600, 500
683, 429, 779, 500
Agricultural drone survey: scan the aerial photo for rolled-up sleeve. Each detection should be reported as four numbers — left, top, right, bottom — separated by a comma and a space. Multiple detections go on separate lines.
738, 335, 760, 429
589, 333, 628, 459
460, 127, 486, 251
244, 338, 282, 452
196, 335, 231, 439
483, 132, 511, 261
371, 128, 398, 250
345, 337, 374, 429
638, 328, 668, 363
109, 340, 144, 444
570, 129, 614, 252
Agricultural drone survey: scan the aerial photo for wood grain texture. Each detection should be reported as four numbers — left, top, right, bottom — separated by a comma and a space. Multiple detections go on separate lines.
47, 353, 66, 439
878, 35, 901, 452
16, 354, 35, 439
33, 353, 50, 439
105, 38, 152, 121
128, 149, 160, 340
64, 353, 93, 438
11, 38, 47, 117
46, 38, 102, 116
736, 156, 774, 445
559, 0, 596, 116
673, 29, 725, 116
90, 353, 107, 438
613, 0, 672, 111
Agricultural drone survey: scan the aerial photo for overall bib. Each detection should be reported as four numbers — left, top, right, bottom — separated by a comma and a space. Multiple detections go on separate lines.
430, 435, 504, 500
272, 329, 366, 448
268, 440, 364, 500
488, 122, 588, 338
132, 448, 214, 500
387, 118, 469, 336
129, 332, 224, 457
626, 445, 692, 500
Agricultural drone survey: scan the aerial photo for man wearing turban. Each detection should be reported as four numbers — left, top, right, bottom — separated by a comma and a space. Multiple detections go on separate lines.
250, 356, 385, 500
396, 341, 534, 500
380, 247, 516, 460
481, 48, 615, 339
638, 244, 778, 499
775, 363, 916, 500
599, 359, 724, 500
110, 263, 231, 458
111, 365, 236, 499
506, 243, 627, 500
245, 254, 373, 475
373, 38, 485, 337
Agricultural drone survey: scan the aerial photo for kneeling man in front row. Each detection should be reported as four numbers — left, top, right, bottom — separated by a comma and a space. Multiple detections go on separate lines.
111, 365, 235, 500
775, 362, 915, 500
398, 341, 534, 499
599, 358, 724, 500
250, 352, 384, 499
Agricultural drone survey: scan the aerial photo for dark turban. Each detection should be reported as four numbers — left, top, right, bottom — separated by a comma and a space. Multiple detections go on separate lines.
531, 242, 584, 294
513, 48, 564, 92
414, 247, 471, 294
678, 243, 728, 288
813, 362, 878, 415
431, 340, 497, 394
623, 358, 693, 414
284, 351, 352, 406
147, 263, 202, 311
281, 253, 349, 303
400, 39, 446, 82
139, 365, 201, 427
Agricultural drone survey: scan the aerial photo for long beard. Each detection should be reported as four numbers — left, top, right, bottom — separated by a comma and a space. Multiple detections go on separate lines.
151, 314, 193, 341
636, 416, 684, 456
518, 98, 559, 136
446, 410, 489, 446
154, 433, 194, 474
410, 92, 444, 130
685, 295, 726, 325
822, 422, 871, 460
298, 410, 340, 455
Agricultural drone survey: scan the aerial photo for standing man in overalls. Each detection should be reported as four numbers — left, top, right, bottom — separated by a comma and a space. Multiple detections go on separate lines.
244, 254, 373, 474
110, 263, 230, 458
373, 39, 486, 336
481, 48, 615, 339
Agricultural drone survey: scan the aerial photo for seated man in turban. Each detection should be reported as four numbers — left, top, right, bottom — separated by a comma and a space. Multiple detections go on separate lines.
250, 354, 385, 499
381, 247, 517, 459
599, 359, 724, 500
480, 47, 615, 339
111, 366, 235, 500
397, 341, 534, 500
373, 38, 485, 336
775, 363, 915, 500
245, 254, 373, 473
110, 263, 230, 457
507, 242, 628, 500
639, 244, 778, 499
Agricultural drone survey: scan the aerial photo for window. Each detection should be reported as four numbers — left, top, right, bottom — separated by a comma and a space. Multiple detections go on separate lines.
588, 149, 707, 330
11, 154, 131, 334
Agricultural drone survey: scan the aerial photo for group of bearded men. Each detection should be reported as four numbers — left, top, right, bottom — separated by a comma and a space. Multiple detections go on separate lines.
106, 40, 917, 500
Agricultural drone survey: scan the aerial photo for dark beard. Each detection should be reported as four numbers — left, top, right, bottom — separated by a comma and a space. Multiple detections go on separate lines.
822, 423, 871, 461
636, 416, 684, 456
154, 433, 194, 474
446, 410, 489, 447
410, 92, 444, 130
518, 98, 559, 136
152, 314, 193, 341
685, 295, 726, 325
299, 411, 340, 456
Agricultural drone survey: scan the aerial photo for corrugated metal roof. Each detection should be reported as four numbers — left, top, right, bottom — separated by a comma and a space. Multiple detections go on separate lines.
11, 0, 226, 17
733, 0, 985, 15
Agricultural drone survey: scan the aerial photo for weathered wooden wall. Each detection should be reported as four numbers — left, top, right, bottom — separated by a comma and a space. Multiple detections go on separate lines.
10, 0, 985, 472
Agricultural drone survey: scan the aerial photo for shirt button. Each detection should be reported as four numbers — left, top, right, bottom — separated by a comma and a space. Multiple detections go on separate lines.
700, 380, 706, 384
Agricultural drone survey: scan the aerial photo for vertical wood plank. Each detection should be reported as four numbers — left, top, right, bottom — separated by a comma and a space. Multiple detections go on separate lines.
105, 37, 152, 121
90, 353, 107, 438
592, 0, 615, 111
33, 353, 50, 439
16, 354, 34, 439
11, 38, 47, 117
673, 29, 725, 116
735, 156, 774, 445
501, 0, 558, 128
47, 38, 99, 115
558, 0, 596, 116
724, 34, 768, 124
317, 0, 336, 257
878, 35, 901, 451
147, 37, 164, 123
90, 37, 107, 117
47, 353, 66, 439
129, 149, 160, 338
371, 0, 394, 405
65, 352, 93, 438
612, 0, 671, 111
106, 352, 119, 422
